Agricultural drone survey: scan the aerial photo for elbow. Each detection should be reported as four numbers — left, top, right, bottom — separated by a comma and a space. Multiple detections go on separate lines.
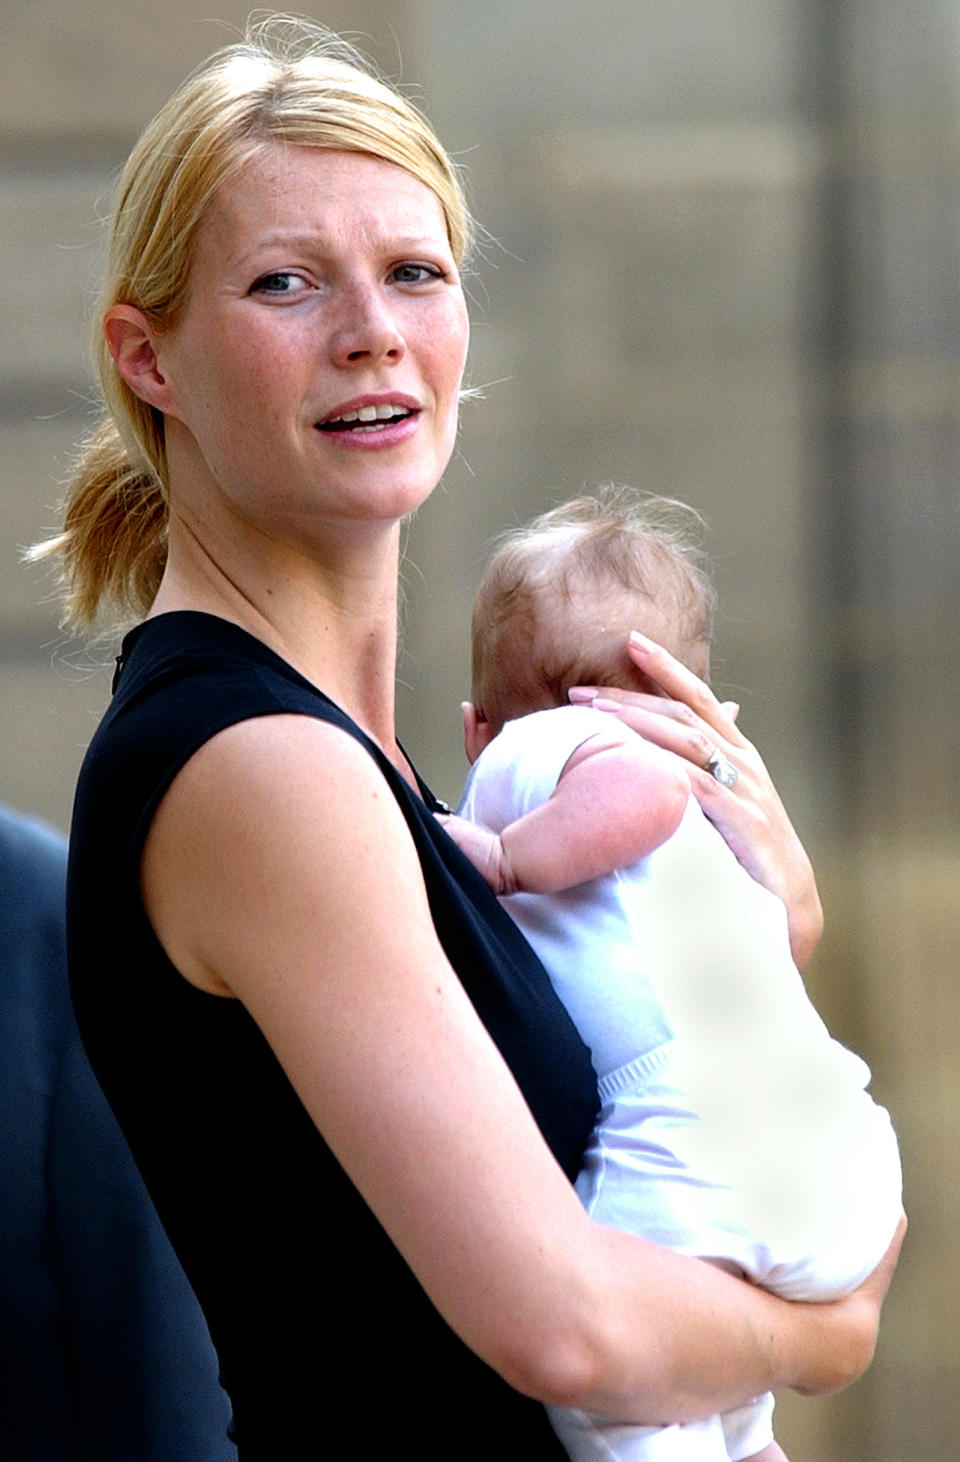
488, 1325, 609, 1409
484, 1301, 665, 1416
466, 1274, 610, 1407
492, 1326, 672, 1420
635, 742, 691, 842
451, 1226, 682, 1418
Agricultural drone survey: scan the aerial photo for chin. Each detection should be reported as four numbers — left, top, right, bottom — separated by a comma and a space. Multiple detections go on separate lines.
367, 464, 447, 519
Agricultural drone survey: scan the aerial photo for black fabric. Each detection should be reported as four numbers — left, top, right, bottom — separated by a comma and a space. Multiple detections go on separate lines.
68, 612, 599, 1461
0, 804, 234, 1461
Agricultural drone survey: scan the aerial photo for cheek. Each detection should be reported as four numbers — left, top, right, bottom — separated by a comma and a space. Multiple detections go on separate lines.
452, 299, 470, 379
168, 307, 288, 406
431, 301, 470, 404
163, 333, 281, 484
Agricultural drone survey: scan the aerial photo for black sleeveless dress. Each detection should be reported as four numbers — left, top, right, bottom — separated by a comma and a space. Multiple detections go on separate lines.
68, 612, 599, 1460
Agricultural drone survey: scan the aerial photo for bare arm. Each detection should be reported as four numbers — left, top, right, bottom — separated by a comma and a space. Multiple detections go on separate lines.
441, 728, 690, 895
141, 714, 896, 1422
570, 632, 823, 969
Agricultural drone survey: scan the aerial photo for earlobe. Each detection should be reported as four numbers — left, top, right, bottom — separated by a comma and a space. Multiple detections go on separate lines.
104, 304, 175, 412
462, 701, 496, 765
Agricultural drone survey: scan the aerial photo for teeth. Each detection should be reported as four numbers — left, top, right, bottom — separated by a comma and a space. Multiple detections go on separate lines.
329, 403, 410, 425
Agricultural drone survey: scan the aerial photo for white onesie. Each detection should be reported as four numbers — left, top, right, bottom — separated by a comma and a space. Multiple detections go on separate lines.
458, 705, 901, 1462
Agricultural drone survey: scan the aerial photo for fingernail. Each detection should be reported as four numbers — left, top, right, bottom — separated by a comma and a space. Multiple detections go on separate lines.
629, 631, 654, 652
568, 686, 597, 703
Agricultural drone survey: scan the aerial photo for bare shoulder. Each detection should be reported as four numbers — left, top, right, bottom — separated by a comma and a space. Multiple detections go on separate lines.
559, 719, 680, 778
140, 712, 423, 996
135, 710, 609, 1389
559, 723, 690, 830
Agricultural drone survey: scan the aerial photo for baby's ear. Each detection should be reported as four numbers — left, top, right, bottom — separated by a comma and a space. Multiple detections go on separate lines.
462, 702, 496, 764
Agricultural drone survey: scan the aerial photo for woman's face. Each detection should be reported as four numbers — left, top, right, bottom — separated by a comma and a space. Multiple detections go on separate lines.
153, 144, 469, 546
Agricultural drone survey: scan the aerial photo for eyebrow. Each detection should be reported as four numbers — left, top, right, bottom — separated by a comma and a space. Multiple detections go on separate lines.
230, 231, 449, 270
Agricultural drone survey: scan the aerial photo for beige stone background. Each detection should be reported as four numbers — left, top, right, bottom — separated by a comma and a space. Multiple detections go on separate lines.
2, 1, 957, 1455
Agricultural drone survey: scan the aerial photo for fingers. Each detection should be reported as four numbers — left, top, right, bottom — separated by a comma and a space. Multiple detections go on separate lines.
626, 632, 750, 749
700, 747, 739, 789
568, 631, 748, 754
808, 1210, 908, 1396
859, 1212, 907, 1308
567, 631, 824, 968
568, 694, 752, 793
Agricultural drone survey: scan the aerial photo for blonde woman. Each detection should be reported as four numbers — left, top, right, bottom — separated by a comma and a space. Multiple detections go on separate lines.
38, 19, 901, 1460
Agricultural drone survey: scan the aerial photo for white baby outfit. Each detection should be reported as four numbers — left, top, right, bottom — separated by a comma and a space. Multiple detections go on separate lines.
458, 705, 901, 1462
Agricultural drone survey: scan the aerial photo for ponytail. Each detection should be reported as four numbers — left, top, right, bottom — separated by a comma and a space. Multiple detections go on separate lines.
29, 417, 168, 627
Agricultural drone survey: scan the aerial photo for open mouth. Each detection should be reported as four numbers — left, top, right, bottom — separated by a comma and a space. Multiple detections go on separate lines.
316, 404, 415, 433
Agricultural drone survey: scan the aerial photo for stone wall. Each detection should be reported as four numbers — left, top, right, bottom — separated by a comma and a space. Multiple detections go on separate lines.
2, 3, 957, 1455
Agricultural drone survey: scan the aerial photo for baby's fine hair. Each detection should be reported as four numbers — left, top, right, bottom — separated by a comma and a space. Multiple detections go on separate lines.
471, 486, 716, 734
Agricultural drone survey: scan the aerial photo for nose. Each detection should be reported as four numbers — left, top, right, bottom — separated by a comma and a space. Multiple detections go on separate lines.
329, 281, 405, 367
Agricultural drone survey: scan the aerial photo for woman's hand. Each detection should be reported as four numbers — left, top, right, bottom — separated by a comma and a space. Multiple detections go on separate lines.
569, 630, 824, 969
787, 1211, 906, 1397
142, 711, 899, 1424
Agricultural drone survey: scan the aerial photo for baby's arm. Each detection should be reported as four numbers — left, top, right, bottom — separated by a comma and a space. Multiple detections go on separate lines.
441, 729, 690, 895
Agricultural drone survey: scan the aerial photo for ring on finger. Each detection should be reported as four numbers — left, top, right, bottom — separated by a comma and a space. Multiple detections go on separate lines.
703, 746, 739, 788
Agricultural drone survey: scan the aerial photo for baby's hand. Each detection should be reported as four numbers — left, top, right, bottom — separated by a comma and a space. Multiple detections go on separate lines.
436, 812, 509, 894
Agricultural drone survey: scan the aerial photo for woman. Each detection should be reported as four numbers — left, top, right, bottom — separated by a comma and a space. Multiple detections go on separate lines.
39, 19, 900, 1460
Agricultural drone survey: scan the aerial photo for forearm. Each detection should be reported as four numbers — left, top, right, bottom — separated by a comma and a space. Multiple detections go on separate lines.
497, 804, 597, 894
437, 812, 561, 896
445, 733, 690, 895
156, 715, 893, 1429
543, 1223, 878, 1424
436, 810, 606, 896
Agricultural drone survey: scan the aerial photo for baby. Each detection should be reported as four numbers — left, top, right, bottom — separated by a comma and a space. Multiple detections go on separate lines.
444, 488, 902, 1462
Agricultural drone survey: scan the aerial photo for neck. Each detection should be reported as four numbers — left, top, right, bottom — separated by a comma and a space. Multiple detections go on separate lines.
151, 508, 408, 768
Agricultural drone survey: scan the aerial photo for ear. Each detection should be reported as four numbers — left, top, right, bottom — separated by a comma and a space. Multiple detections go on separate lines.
462, 701, 496, 765
104, 304, 177, 414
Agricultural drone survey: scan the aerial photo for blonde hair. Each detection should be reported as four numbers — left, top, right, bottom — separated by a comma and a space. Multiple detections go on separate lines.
32, 15, 472, 626
471, 486, 716, 733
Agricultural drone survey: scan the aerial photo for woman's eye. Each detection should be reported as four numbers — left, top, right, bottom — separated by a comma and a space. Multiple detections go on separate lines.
250, 271, 305, 296
391, 262, 444, 285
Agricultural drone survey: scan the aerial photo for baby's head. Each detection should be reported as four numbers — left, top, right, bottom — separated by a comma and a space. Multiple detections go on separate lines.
467, 487, 716, 758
